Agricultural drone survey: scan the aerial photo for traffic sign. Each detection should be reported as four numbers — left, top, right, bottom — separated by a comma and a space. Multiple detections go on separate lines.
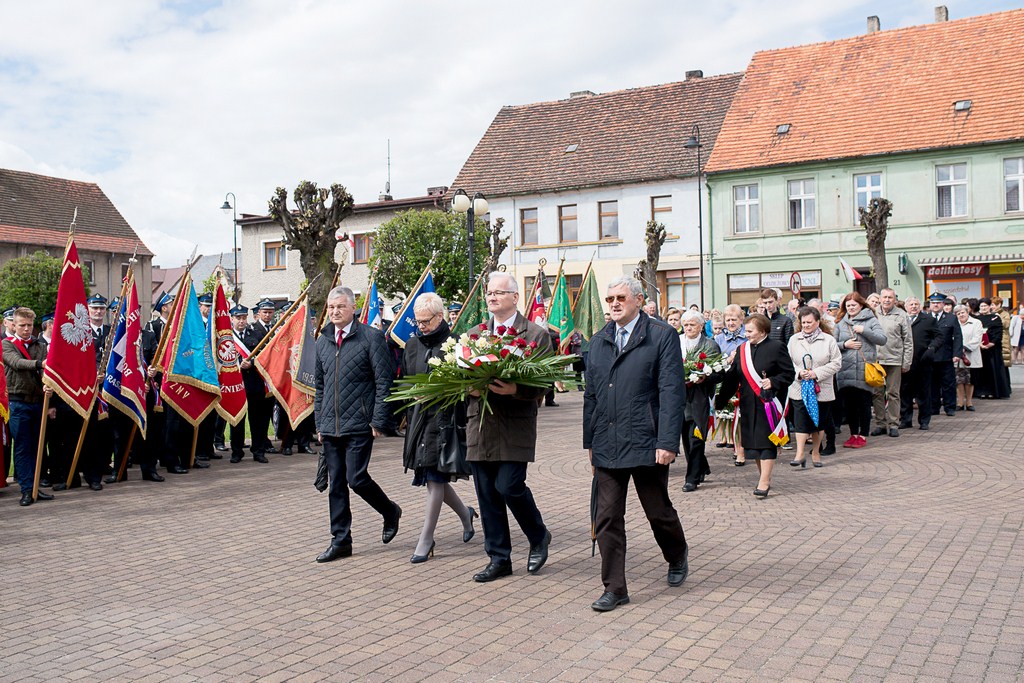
790, 272, 802, 296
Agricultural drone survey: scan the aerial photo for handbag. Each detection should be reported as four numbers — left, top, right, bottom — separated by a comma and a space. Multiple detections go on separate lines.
848, 321, 886, 387
437, 414, 471, 477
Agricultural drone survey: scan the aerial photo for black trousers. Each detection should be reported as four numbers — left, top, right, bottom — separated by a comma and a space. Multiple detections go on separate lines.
930, 361, 957, 415
164, 409, 191, 469
195, 412, 216, 459
680, 420, 710, 486
323, 433, 397, 547
47, 401, 81, 485
230, 417, 247, 458
80, 407, 112, 484
111, 410, 155, 478
595, 465, 687, 595
840, 386, 872, 437
900, 362, 932, 426
213, 414, 226, 447
246, 389, 272, 456
470, 461, 547, 565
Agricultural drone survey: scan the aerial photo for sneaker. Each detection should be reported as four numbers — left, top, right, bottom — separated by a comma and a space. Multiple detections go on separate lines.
849, 435, 866, 449
842, 436, 857, 448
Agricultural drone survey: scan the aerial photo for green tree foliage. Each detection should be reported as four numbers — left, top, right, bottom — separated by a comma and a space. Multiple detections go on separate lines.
0, 250, 66, 318
370, 209, 488, 305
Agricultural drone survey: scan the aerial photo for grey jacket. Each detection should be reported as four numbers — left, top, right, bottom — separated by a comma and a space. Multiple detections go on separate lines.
833, 309, 888, 391
874, 305, 914, 370
314, 320, 395, 437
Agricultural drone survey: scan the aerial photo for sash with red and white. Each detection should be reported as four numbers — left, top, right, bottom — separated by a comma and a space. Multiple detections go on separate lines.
738, 341, 789, 446
234, 331, 270, 396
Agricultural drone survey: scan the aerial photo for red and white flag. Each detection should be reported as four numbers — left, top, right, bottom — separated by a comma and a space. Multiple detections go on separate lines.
838, 256, 863, 281
43, 236, 98, 419
526, 277, 547, 324
212, 283, 247, 425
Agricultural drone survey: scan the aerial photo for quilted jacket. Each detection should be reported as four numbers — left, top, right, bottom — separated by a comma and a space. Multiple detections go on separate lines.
314, 320, 395, 437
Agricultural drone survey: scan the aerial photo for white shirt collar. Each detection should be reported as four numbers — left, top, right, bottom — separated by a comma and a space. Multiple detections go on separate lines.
337, 320, 354, 338
493, 312, 519, 330
616, 313, 640, 337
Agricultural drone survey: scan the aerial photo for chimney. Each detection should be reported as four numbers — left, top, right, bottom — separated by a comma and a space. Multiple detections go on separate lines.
934, 6, 948, 22
427, 186, 448, 197
867, 16, 881, 33
685, 70, 703, 80
570, 90, 595, 99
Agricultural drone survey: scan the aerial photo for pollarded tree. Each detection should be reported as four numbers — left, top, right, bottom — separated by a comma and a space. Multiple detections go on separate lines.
370, 209, 489, 305
859, 197, 894, 290
636, 219, 667, 303
268, 181, 354, 316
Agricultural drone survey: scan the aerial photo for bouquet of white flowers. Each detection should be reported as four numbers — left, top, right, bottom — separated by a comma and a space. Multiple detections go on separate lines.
683, 350, 729, 384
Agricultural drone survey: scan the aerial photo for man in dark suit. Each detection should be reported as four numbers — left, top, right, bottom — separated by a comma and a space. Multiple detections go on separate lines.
899, 296, 942, 430
928, 292, 963, 418
584, 276, 689, 612
466, 271, 553, 584
143, 291, 190, 474
240, 299, 277, 462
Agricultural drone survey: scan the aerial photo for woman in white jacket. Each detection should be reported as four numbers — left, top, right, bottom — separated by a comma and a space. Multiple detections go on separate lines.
787, 307, 843, 467
955, 304, 983, 411
1010, 304, 1023, 365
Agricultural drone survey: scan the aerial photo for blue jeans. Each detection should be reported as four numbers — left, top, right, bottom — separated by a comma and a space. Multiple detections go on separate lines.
10, 399, 43, 494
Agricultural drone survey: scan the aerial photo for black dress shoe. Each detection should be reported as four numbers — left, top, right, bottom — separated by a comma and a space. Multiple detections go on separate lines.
591, 591, 630, 612
945, 410, 956, 417
103, 474, 117, 484
168, 466, 189, 474
230, 456, 243, 463
19, 492, 34, 506
382, 505, 402, 544
527, 529, 551, 574
820, 444, 836, 456
39, 478, 51, 488
545, 401, 559, 407
898, 421, 912, 429
889, 427, 899, 437
36, 491, 54, 501
683, 482, 697, 492
315, 544, 353, 563
281, 447, 293, 456
253, 455, 269, 463
215, 444, 229, 452
473, 561, 513, 583
966, 405, 975, 411
141, 470, 165, 482
52, 482, 68, 491
918, 424, 930, 431
869, 427, 886, 437
191, 460, 210, 469
196, 454, 210, 461
208, 453, 223, 460
668, 549, 689, 587
299, 446, 316, 454
265, 446, 280, 454
88, 481, 103, 491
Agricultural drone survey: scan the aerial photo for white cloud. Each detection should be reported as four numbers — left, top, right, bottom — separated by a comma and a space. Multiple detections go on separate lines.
0, 0, 1012, 266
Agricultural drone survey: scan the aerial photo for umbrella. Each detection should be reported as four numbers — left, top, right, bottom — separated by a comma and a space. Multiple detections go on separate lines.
590, 470, 598, 557
314, 452, 328, 492
800, 353, 820, 428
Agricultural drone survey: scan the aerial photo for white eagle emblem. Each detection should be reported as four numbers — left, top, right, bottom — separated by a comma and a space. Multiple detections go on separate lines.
61, 303, 93, 351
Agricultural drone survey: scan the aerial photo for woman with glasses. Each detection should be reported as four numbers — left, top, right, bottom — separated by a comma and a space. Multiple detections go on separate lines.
400, 293, 477, 564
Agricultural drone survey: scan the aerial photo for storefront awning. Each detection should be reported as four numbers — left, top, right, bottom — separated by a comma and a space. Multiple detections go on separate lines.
917, 253, 1024, 265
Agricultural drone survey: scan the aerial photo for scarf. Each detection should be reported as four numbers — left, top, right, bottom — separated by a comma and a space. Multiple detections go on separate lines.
800, 328, 822, 343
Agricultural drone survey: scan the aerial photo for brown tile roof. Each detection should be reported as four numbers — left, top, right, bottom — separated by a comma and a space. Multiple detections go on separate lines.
706, 9, 1024, 174
0, 168, 153, 256
450, 73, 744, 198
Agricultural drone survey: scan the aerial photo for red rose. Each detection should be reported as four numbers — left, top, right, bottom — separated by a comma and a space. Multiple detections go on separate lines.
496, 325, 507, 335
507, 326, 517, 335
500, 348, 511, 358
699, 352, 707, 360
479, 323, 488, 330
529, 340, 538, 349
469, 333, 479, 340
513, 338, 527, 348
696, 362, 705, 369
524, 349, 532, 357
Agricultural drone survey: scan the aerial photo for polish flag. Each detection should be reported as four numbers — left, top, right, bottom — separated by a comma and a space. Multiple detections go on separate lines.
838, 256, 863, 281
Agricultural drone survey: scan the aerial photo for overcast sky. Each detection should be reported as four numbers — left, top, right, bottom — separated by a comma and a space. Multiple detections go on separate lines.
0, 0, 1018, 267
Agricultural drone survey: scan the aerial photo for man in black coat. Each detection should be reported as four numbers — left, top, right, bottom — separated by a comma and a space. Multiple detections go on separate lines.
927, 292, 963, 418
312, 286, 401, 563
584, 276, 689, 612
142, 291, 189, 474
241, 299, 277, 462
899, 296, 942, 430
762, 288, 794, 345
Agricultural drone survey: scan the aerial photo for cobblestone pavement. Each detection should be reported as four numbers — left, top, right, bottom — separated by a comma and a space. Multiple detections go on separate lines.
3, 375, 1024, 682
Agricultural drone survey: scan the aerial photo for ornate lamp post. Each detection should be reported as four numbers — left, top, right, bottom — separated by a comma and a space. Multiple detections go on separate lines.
451, 189, 489, 289
220, 192, 238, 298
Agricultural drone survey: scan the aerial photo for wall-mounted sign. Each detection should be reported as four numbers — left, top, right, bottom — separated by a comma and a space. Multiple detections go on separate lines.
927, 279, 983, 299
925, 265, 985, 278
989, 263, 1024, 275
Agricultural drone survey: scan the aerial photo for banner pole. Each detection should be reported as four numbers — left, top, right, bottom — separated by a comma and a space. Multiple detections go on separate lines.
248, 271, 323, 360
31, 393, 51, 501
64, 414, 91, 488
189, 425, 198, 469
116, 423, 137, 482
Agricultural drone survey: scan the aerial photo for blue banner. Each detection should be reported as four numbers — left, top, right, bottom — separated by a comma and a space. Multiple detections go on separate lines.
387, 269, 435, 348
101, 284, 147, 437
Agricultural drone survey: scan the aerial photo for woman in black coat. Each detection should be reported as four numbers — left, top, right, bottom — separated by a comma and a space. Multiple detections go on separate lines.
400, 294, 477, 563
679, 311, 725, 492
974, 298, 1011, 399
716, 314, 795, 498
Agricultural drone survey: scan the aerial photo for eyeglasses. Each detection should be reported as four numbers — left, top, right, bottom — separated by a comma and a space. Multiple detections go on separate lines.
485, 290, 514, 297
414, 314, 439, 327
604, 294, 630, 303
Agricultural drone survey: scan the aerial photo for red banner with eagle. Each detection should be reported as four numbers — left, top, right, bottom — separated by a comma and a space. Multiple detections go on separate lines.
212, 283, 247, 425
253, 301, 315, 430
42, 236, 98, 419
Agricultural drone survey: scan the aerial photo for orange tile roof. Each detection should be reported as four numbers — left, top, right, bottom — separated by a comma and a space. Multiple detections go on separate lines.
706, 9, 1024, 174
451, 73, 744, 197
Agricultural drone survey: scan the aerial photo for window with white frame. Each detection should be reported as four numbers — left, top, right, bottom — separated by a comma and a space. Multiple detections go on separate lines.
733, 184, 759, 234
787, 178, 815, 229
936, 163, 968, 218
1005, 157, 1024, 213
854, 173, 883, 221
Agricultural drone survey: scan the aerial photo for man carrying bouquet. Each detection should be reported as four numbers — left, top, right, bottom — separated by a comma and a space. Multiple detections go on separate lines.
583, 276, 689, 612
468, 272, 553, 583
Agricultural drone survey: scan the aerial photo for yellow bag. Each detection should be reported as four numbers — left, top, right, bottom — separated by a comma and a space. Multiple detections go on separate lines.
864, 361, 886, 387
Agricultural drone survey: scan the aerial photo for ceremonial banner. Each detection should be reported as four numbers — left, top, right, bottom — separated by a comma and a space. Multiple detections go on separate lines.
42, 236, 97, 419
160, 274, 221, 425
253, 301, 315, 429
101, 275, 148, 437
547, 271, 573, 352
360, 279, 383, 329
572, 266, 605, 341
388, 267, 435, 348
0, 352, 9, 424
212, 283, 247, 426
526, 270, 550, 324
451, 272, 488, 337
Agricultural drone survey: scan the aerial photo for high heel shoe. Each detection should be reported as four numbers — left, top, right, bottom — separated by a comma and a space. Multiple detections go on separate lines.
813, 461, 823, 468
790, 459, 806, 468
463, 507, 477, 543
411, 541, 435, 564
753, 486, 770, 498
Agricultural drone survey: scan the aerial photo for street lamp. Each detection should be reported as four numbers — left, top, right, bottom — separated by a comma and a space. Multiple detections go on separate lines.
683, 125, 704, 311
451, 189, 489, 289
220, 192, 238, 300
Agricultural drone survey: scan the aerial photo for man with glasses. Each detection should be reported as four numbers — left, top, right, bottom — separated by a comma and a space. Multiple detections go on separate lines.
467, 272, 553, 583
583, 276, 689, 612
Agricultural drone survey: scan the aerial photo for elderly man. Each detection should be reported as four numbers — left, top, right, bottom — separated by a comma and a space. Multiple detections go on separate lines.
643, 300, 662, 321
313, 286, 402, 563
583, 276, 689, 612
467, 271, 552, 583
928, 292, 963, 417
899, 296, 942, 430
871, 288, 914, 437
